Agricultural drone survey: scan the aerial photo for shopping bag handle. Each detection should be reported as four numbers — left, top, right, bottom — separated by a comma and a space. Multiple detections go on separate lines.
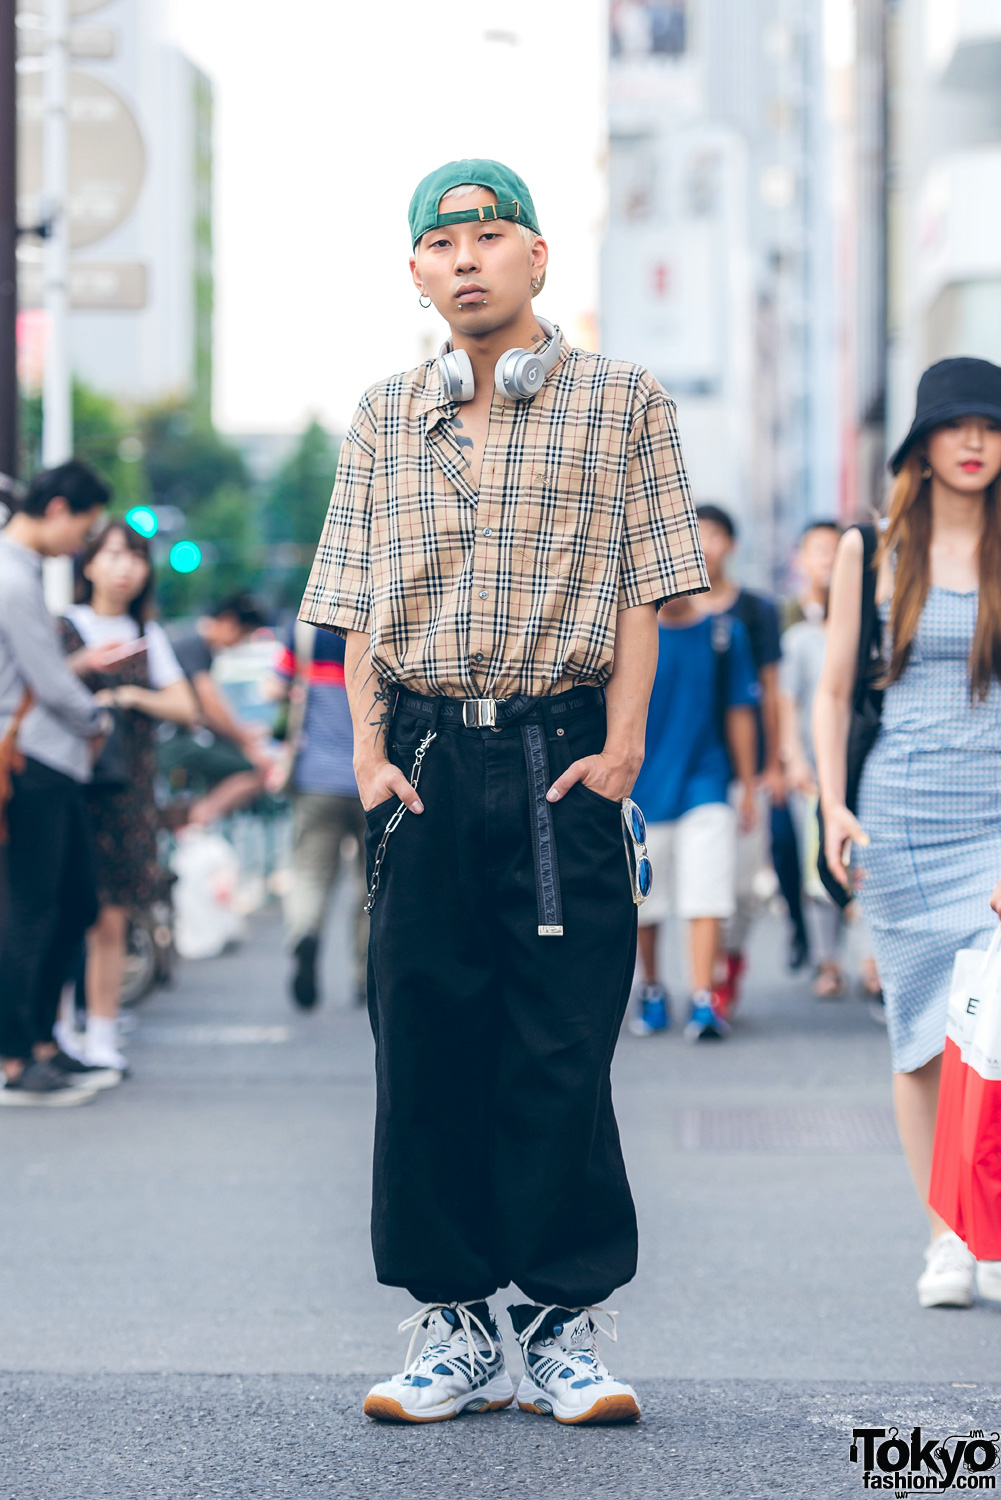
982, 924, 1001, 972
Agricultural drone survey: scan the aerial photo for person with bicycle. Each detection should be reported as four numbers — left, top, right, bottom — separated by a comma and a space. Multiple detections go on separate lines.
57, 520, 196, 1074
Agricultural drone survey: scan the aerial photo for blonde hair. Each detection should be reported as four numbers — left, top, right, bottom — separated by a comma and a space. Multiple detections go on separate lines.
421, 183, 545, 296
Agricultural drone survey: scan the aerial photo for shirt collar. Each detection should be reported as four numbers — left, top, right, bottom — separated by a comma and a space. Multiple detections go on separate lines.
417, 324, 571, 421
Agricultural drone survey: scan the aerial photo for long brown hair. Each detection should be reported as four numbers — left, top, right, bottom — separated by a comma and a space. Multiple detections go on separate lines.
879, 449, 1001, 700
75, 519, 155, 630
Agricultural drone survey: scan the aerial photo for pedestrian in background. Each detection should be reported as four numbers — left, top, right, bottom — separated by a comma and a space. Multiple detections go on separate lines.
271, 620, 366, 1010
628, 592, 758, 1041
56, 521, 196, 1073
159, 594, 270, 824
778, 520, 848, 997
694, 504, 787, 1009
0, 462, 115, 1105
815, 357, 1001, 1309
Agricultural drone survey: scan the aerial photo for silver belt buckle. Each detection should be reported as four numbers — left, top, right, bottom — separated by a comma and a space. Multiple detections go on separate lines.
462, 699, 498, 728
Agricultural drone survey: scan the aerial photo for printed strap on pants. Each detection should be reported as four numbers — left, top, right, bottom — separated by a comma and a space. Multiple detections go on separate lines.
393, 686, 605, 938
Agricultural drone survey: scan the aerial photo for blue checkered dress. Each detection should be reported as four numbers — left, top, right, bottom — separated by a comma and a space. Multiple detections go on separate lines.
856, 588, 1001, 1072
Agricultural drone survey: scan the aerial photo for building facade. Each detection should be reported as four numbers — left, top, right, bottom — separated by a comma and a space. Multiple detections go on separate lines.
16, 0, 213, 414
885, 0, 1001, 461
603, 0, 841, 586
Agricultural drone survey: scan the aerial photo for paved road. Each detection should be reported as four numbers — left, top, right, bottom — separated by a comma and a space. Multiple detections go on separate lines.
1, 897, 998, 1498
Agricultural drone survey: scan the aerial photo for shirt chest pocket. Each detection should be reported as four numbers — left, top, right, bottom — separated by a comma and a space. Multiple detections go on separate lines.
512, 466, 612, 567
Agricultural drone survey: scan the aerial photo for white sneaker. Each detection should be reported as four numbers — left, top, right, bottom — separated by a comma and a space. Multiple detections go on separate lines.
82, 1039, 128, 1072
363, 1303, 514, 1423
917, 1230, 975, 1308
510, 1304, 640, 1424
976, 1261, 1001, 1303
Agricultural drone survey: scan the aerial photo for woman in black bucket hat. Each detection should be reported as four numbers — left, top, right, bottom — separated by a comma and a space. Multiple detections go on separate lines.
815, 355, 1001, 1310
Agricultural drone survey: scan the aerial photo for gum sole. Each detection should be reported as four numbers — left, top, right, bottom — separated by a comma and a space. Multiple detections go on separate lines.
519, 1395, 641, 1425
363, 1395, 513, 1423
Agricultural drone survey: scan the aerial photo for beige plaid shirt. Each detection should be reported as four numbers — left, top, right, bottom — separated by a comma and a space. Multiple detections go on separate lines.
300, 329, 708, 699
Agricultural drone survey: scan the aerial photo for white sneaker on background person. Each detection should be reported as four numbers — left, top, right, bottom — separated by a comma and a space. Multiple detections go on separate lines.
82, 1015, 128, 1072
975, 1261, 1001, 1303
509, 1304, 641, 1424
917, 1230, 975, 1308
363, 1303, 514, 1423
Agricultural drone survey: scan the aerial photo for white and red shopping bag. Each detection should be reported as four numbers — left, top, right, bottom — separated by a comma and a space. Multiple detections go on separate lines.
929, 927, 1001, 1260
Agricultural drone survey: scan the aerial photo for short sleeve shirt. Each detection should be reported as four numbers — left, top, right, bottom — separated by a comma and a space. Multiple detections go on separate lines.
173, 632, 214, 683
274, 623, 357, 797
779, 619, 827, 771
631, 616, 758, 822
299, 329, 709, 699
65, 605, 184, 691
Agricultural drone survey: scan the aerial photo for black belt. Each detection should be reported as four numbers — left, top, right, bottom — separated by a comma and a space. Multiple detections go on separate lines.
393, 686, 606, 938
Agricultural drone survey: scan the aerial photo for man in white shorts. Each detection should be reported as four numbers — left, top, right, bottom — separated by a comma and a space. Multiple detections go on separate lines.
629, 593, 758, 1040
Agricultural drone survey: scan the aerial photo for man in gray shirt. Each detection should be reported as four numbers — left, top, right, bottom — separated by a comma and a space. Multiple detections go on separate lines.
0, 461, 116, 1104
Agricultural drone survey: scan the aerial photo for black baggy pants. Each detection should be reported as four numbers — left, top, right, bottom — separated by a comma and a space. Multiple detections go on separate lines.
364, 693, 639, 1309
0, 758, 98, 1061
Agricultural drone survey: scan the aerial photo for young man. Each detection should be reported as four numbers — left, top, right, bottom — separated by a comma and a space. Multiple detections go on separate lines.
694, 504, 786, 1007
782, 519, 841, 631
0, 461, 119, 1105
628, 594, 757, 1041
271, 621, 366, 1009
300, 159, 708, 1425
779, 520, 845, 997
159, 593, 270, 824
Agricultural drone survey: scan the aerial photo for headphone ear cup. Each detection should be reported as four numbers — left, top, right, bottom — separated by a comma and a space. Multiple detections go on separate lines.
439, 347, 475, 402
495, 350, 545, 400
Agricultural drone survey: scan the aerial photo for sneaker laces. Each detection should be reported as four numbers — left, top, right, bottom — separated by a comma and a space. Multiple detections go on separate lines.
398, 1301, 497, 1382
515, 1303, 618, 1354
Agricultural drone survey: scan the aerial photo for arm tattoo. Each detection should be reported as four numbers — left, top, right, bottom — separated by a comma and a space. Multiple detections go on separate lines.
357, 666, 396, 750
350, 659, 396, 750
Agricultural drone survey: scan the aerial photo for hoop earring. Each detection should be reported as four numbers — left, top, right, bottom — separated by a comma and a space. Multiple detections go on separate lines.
418, 292, 432, 309
921, 462, 932, 480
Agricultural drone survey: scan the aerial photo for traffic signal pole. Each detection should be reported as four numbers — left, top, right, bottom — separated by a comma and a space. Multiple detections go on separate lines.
0, 0, 17, 483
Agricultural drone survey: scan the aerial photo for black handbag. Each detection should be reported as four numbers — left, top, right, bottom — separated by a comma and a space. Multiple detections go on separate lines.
817, 522, 884, 908
90, 706, 130, 788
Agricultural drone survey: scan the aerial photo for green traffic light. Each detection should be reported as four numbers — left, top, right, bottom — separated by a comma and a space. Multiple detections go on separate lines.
125, 506, 158, 539
169, 540, 202, 574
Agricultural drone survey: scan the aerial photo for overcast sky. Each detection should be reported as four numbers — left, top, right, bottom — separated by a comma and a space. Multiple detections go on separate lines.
166, 0, 606, 436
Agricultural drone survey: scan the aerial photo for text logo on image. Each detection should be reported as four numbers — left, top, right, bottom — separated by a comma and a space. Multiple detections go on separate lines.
850, 1426, 999, 1491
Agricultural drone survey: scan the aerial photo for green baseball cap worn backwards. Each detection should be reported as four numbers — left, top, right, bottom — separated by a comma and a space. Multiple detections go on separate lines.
408, 159, 541, 249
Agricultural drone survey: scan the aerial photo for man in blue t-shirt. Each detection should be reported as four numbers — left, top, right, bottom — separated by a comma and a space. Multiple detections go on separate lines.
273, 621, 365, 1009
629, 592, 758, 1041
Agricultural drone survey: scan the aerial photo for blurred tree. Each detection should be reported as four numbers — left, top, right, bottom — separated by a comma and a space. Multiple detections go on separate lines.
20, 381, 147, 508
156, 481, 262, 619
260, 418, 340, 607
141, 398, 247, 509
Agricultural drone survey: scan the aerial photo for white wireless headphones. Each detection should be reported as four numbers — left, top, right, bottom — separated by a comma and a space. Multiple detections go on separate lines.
437, 317, 560, 403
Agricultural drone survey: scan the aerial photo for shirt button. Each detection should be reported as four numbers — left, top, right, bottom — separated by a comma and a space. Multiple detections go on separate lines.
483, 528, 493, 537
474, 653, 484, 663
478, 590, 489, 599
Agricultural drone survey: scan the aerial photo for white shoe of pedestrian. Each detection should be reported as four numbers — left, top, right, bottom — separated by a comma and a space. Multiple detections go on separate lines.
917, 1230, 975, 1308
363, 1303, 514, 1423
975, 1261, 1001, 1303
510, 1304, 640, 1424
